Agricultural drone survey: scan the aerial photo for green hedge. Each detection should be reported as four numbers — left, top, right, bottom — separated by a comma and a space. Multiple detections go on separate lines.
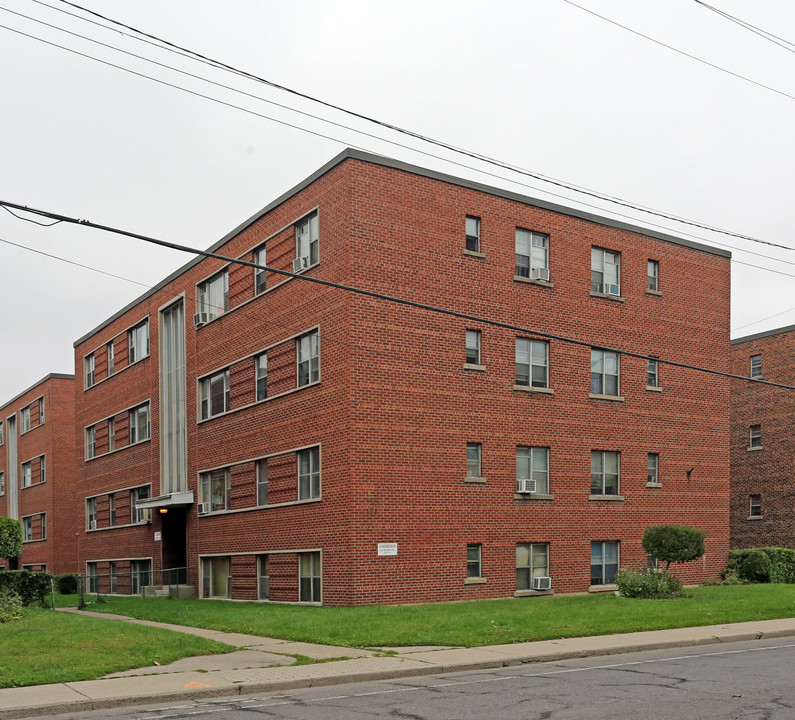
764, 547, 795, 584
616, 566, 684, 598
55, 573, 79, 595
725, 547, 795, 584
0, 570, 52, 606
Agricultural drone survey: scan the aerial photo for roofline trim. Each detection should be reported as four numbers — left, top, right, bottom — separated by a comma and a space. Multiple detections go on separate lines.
731, 323, 795, 345
1, 372, 75, 412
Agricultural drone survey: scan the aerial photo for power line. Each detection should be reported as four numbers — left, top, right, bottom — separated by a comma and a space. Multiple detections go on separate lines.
693, 0, 795, 55
8, 0, 794, 256
2, 197, 792, 391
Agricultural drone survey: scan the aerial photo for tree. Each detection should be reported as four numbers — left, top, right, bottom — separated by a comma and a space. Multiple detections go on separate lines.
642, 524, 705, 571
0, 517, 23, 562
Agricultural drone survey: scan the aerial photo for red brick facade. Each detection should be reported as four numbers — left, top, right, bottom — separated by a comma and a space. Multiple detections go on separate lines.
66, 150, 732, 604
730, 326, 795, 549
0, 374, 76, 573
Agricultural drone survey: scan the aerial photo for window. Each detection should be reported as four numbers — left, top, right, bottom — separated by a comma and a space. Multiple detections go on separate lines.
131, 560, 151, 595
515, 228, 550, 280
647, 554, 659, 570
22, 516, 32, 541
86, 562, 98, 594
466, 443, 482, 478
131, 485, 150, 523
128, 320, 150, 364
0, 472, 4, 496
465, 216, 481, 252
297, 330, 319, 387
647, 260, 659, 291
298, 446, 321, 500
591, 247, 620, 294
591, 349, 620, 396
84, 354, 95, 389
108, 494, 116, 527
20, 406, 30, 433
258, 555, 270, 600
750, 355, 762, 378
256, 459, 268, 506
515, 338, 549, 388
197, 270, 229, 319
87, 497, 97, 530
0, 420, 3, 445
591, 451, 620, 496
647, 358, 659, 388
254, 245, 267, 295
107, 342, 115, 376
129, 404, 151, 444
21, 460, 32, 488
109, 562, 118, 594
256, 353, 268, 401
299, 551, 321, 602
40, 456, 45, 484
201, 557, 231, 598
749, 425, 762, 448
295, 211, 319, 267
591, 541, 619, 585
466, 544, 482, 578
85, 425, 96, 460
108, 418, 115, 452
516, 543, 549, 590
647, 453, 659, 484
750, 494, 762, 517
516, 446, 549, 494
200, 468, 230, 512
199, 370, 230, 419
465, 330, 481, 365
38, 398, 45, 425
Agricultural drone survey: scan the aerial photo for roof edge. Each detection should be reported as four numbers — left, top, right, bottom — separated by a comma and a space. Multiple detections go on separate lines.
731, 322, 795, 345
1, 372, 75, 412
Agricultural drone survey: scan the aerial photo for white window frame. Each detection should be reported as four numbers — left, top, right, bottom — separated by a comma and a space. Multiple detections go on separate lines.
86, 425, 97, 460
107, 341, 115, 376
749, 494, 762, 517
515, 228, 549, 279
516, 446, 549, 494
22, 516, 33, 542
197, 269, 229, 319
20, 406, 31, 433
466, 543, 482, 578
128, 320, 150, 364
295, 211, 319, 267
38, 397, 45, 425
254, 245, 267, 295
0, 420, 4, 446
591, 450, 620, 496
201, 556, 231, 598
515, 338, 549, 388
465, 330, 481, 366
647, 260, 659, 291
750, 355, 762, 378
647, 358, 659, 388
299, 551, 321, 603
465, 215, 481, 253
131, 485, 151, 523
129, 404, 151, 444
21, 460, 32, 488
591, 541, 619, 586
466, 443, 482, 478
591, 247, 621, 294
258, 555, 270, 600
0, 471, 4, 496
108, 417, 115, 452
516, 542, 549, 590
87, 497, 97, 530
297, 446, 321, 500
84, 353, 95, 389
749, 425, 762, 448
591, 349, 620, 396
647, 453, 659, 484
199, 369, 231, 420
256, 353, 268, 401
297, 330, 319, 387
200, 468, 231, 512
256, 459, 268, 506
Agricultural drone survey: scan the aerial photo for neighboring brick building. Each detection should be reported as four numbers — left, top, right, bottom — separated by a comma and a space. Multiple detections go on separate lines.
71, 149, 731, 605
0, 374, 76, 573
730, 325, 795, 550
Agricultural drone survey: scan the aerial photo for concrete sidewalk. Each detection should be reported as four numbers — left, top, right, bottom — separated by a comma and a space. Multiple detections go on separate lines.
3, 613, 795, 719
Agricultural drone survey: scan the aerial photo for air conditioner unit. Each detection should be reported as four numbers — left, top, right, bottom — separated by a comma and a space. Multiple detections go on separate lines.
197, 502, 210, 515
605, 283, 621, 296
531, 267, 551, 282
141, 508, 152, 524
88, 520, 96, 530
533, 576, 552, 591
292, 256, 309, 273
193, 312, 213, 328
517, 478, 537, 494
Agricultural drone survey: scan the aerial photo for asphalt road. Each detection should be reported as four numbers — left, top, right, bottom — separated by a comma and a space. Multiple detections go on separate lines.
55, 637, 795, 720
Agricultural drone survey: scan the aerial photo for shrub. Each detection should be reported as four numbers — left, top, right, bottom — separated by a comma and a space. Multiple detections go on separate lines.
642, 525, 706, 570
0, 570, 53, 606
55, 574, 79, 595
720, 570, 746, 586
0, 517, 22, 561
763, 547, 795, 584
0, 589, 23, 623
724, 549, 771, 583
616, 566, 684, 598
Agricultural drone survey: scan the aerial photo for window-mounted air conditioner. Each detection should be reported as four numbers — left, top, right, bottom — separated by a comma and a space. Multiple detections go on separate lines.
293, 256, 309, 273
193, 312, 213, 328
533, 576, 552, 591
531, 267, 550, 282
604, 283, 621, 296
88, 520, 97, 530
517, 478, 537, 494
197, 502, 210, 515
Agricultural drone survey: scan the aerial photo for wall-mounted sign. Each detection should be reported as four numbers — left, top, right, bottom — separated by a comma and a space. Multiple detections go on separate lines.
154, 531, 162, 542
377, 543, 398, 556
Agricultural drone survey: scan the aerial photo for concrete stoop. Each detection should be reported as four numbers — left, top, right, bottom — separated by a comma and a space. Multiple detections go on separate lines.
141, 584, 194, 599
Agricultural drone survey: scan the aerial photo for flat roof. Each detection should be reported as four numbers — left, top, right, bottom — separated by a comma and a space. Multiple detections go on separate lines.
731, 323, 795, 345
75, 148, 731, 347
1, 372, 74, 413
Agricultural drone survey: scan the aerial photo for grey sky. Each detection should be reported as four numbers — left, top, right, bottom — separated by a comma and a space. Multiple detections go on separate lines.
1, 0, 794, 403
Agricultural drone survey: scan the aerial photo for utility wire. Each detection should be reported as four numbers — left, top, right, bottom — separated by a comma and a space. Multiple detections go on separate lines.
2, 203, 61, 226
2, 197, 792, 391
693, 0, 795, 55
10, 0, 792, 255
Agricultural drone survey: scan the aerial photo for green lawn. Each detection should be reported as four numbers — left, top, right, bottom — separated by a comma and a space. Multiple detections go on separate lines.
68, 584, 795, 648
0, 608, 232, 688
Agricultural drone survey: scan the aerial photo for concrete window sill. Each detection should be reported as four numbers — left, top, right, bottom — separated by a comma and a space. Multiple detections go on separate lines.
513, 493, 554, 501
514, 589, 554, 598
463, 363, 486, 372
464, 476, 487, 484
464, 577, 487, 585
747, 515, 764, 521
514, 385, 554, 395
645, 482, 662, 489
463, 249, 485, 259
589, 494, 625, 502
646, 289, 663, 297
646, 385, 663, 392
589, 393, 625, 402
513, 276, 553, 288
589, 291, 625, 303
589, 584, 618, 593
747, 446, 763, 452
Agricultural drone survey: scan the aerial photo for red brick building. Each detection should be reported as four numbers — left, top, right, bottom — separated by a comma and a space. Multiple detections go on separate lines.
71, 149, 731, 604
730, 325, 795, 550
0, 374, 76, 573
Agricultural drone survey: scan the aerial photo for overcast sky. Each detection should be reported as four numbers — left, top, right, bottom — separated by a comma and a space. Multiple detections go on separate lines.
1, 0, 794, 403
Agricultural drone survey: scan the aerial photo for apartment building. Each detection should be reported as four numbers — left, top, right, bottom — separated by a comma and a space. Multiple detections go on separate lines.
72, 149, 731, 605
0, 374, 76, 573
730, 325, 795, 549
